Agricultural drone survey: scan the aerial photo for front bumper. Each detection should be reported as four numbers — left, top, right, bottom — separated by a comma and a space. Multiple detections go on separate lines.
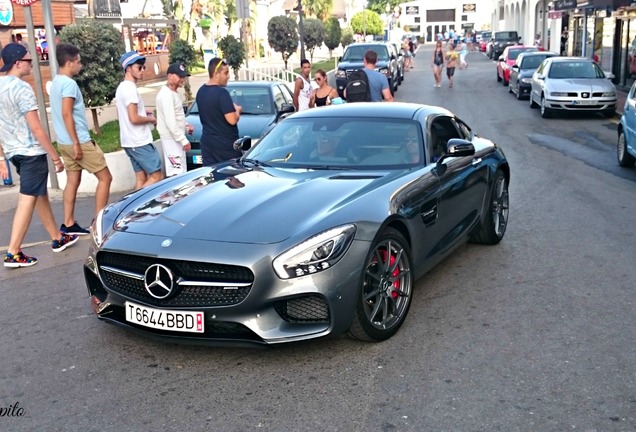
84, 231, 370, 346
544, 97, 617, 112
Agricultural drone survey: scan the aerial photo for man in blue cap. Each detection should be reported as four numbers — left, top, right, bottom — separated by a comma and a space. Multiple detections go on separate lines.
115, 51, 163, 189
0, 43, 79, 268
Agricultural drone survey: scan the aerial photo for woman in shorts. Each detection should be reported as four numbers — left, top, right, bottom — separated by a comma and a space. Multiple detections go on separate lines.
431, 41, 445, 87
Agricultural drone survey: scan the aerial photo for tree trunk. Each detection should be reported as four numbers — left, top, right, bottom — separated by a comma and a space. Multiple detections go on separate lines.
91, 108, 101, 134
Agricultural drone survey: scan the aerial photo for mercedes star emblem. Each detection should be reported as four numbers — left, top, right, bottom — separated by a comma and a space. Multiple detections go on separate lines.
144, 264, 175, 299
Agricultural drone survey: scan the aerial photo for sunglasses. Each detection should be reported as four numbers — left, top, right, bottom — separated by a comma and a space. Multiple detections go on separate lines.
135, 64, 146, 70
19, 59, 33, 63
214, 59, 227, 73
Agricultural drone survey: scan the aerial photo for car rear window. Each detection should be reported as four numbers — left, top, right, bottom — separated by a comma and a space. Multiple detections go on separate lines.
521, 55, 552, 69
495, 31, 518, 41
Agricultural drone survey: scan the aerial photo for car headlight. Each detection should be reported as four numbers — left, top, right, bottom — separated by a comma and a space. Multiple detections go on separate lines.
335, 70, 346, 78
550, 92, 569, 97
273, 224, 356, 279
91, 208, 105, 247
521, 78, 532, 84
377, 67, 389, 76
602, 91, 616, 97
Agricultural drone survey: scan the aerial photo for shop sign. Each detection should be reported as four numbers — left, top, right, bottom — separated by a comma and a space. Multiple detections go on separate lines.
553, 0, 576, 11
0, 0, 13, 26
10, 0, 39, 5
548, 11, 563, 19
405, 6, 418, 15
463, 3, 476, 13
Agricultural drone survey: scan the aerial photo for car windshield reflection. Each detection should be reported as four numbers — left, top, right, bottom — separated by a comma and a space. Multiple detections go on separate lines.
188, 86, 274, 115
548, 61, 605, 79
245, 117, 424, 169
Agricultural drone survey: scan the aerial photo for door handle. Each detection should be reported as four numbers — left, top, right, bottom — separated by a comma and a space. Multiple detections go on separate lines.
471, 158, 482, 166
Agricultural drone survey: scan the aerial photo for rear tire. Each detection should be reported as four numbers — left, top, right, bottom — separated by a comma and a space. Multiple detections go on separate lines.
470, 169, 509, 245
348, 228, 413, 342
618, 131, 636, 167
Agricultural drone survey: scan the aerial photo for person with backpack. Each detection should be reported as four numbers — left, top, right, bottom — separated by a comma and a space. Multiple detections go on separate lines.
345, 50, 393, 103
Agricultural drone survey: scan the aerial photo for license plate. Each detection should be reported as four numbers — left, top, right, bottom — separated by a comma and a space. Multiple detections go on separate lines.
573, 100, 595, 105
192, 154, 202, 164
125, 301, 204, 333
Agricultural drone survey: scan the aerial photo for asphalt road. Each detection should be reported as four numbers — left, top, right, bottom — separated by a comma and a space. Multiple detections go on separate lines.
0, 46, 635, 431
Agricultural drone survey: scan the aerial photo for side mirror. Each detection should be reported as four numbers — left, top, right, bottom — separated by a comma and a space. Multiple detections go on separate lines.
498, 56, 504, 62
512, 64, 519, 70
436, 138, 475, 165
338, 56, 342, 62
278, 103, 295, 115
233, 136, 252, 152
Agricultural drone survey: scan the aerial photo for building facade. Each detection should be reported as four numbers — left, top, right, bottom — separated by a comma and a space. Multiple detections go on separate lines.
489, 0, 636, 89
398, 0, 493, 42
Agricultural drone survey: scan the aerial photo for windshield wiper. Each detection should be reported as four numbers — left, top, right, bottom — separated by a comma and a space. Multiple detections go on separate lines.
305, 165, 353, 171
240, 111, 259, 115
240, 158, 270, 167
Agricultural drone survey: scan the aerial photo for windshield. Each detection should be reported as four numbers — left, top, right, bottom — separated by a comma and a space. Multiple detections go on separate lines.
509, 47, 536, 60
188, 85, 274, 115
548, 61, 605, 79
244, 117, 423, 169
521, 55, 552, 69
342, 45, 390, 62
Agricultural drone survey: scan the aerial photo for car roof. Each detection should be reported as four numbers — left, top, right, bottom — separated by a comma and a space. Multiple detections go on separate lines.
518, 51, 558, 57
548, 56, 595, 63
287, 102, 451, 120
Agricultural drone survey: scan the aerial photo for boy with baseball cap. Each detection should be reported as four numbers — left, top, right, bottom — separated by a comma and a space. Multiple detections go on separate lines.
115, 51, 163, 189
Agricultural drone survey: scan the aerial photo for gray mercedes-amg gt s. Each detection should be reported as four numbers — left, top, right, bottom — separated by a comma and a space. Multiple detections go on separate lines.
84, 102, 510, 345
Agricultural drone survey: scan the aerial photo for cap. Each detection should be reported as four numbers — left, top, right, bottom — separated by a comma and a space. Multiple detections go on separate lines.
1, 43, 29, 72
167, 63, 190, 78
119, 51, 146, 70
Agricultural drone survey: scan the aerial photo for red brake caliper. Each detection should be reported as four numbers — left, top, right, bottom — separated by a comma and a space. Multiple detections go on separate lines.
380, 249, 401, 299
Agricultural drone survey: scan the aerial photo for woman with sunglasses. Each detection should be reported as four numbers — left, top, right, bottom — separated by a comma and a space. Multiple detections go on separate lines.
309, 70, 338, 108
431, 41, 445, 88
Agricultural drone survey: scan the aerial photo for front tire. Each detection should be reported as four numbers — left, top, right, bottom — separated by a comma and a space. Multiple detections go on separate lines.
618, 131, 636, 167
470, 169, 509, 245
540, 95, 552, 118
497, 70, 502, 82
529, 92, 538, 108
348, 228, 413, 342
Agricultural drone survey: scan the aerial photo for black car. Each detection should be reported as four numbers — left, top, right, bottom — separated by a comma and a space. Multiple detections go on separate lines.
489, 31, 520, 59
508, 51, 557, 100
84, 102, 510, 346
335, 42, 399, 98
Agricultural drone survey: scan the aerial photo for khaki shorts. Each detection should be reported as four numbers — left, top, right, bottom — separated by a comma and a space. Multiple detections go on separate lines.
58, 140, 108, 173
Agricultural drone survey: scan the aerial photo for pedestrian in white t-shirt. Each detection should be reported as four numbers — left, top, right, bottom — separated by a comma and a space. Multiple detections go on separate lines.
156, 63, 193, 176
115, 51, 163, 189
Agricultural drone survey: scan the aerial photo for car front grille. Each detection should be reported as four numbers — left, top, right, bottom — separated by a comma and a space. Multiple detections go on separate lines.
274, 295, 330, 323
97, 252, 254, 307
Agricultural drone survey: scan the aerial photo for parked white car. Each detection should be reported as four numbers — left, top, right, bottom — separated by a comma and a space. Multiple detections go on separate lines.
529, 57, 617, 119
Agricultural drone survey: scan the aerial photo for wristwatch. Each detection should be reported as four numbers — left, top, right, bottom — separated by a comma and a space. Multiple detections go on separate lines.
0, 156, 5, 161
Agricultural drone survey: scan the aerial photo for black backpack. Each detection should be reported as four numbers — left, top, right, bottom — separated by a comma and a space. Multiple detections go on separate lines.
345, 69, 371, 102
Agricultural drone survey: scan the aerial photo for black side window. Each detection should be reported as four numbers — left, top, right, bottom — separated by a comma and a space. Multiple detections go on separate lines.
429, 116, 461, 163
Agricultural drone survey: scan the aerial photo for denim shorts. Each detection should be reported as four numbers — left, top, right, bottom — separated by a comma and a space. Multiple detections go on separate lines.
124, 143, 162, 174
10, 154, 49, 196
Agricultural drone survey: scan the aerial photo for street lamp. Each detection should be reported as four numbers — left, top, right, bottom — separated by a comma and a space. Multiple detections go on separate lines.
385, 2, 391, 41
295, 0, 307, 60
362, 0, 368, 39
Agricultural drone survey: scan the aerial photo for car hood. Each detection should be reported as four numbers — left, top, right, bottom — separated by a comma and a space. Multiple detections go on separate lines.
113, 164, 398, 244
185, 113, 276, 142
547, 78, 615, 92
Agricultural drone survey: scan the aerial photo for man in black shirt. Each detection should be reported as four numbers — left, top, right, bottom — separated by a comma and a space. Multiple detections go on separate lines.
195, 58, 243, 166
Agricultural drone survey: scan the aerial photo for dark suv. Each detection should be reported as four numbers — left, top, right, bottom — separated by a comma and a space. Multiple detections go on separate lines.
335, 42, 399, 98
489, 31, 521, 59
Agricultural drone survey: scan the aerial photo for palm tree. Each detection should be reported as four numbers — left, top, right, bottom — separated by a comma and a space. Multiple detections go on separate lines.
304, 0, 333, 21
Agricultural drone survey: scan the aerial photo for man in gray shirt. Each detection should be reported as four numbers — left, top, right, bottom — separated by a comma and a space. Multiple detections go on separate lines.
363, 50, 394, 102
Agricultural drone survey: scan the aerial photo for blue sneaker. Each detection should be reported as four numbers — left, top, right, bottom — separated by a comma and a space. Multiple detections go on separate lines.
60, 222, 90, 236
52, 234, 79, 253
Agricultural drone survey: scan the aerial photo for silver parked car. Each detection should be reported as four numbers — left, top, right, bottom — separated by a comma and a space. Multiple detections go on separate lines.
529, 57, 617, 119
